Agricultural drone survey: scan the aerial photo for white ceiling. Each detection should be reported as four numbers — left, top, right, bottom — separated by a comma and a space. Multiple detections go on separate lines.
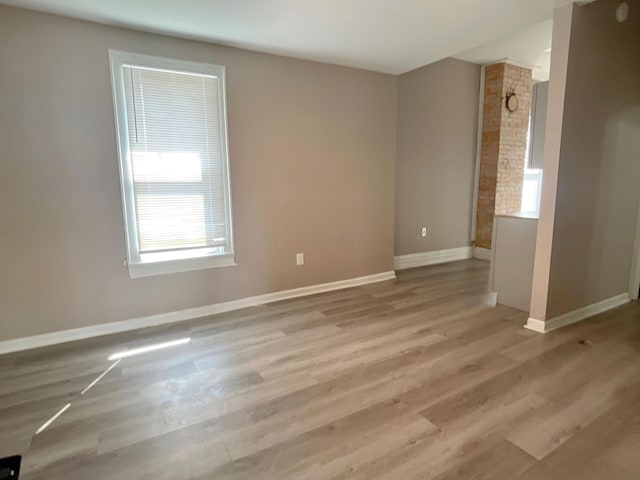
0, 0, 576, 75
455, 19, 554, 81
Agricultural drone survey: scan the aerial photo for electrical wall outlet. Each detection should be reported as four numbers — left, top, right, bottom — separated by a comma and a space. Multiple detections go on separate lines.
421, 227, 427, 237
296, 253, 304, 266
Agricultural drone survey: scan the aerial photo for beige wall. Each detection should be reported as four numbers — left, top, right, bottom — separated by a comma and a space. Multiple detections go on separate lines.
0, 6, 397, 341
531, 0, 640, 320
394, 58, 480, 256
529, 4, 574, 321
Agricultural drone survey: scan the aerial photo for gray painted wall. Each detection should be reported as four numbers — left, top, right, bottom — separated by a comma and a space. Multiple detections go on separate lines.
0, 5, 398, 340
394, 58, 480, 256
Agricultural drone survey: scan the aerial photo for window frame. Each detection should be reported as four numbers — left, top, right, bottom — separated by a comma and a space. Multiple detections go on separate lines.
109, 50, 235, 278
521, 168, 543, 216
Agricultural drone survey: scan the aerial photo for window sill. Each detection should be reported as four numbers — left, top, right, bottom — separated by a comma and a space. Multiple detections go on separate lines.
127, 253, 236, 278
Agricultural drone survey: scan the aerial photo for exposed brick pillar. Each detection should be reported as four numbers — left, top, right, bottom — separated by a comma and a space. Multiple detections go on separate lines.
475, 63, 532, 249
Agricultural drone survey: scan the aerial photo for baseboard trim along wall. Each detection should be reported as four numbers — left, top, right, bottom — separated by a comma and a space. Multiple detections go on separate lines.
393, 246, 473, 271
473, 246, 491, 261
525, 292, 630, 334
0, 270, 396, 355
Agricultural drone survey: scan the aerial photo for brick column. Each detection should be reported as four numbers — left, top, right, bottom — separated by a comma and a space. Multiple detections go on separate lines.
475, 63, 532, 249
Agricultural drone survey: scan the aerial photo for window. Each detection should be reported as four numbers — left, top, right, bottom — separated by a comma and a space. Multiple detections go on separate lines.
521, 169, 543, 215
520, 83, 544, 216
109, 51, 234, 278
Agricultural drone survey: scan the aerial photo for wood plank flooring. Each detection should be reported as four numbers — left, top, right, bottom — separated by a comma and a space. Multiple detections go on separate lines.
1, 259, 640, 479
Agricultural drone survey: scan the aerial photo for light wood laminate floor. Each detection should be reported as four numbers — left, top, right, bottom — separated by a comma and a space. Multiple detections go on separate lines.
1, 259, 640, 479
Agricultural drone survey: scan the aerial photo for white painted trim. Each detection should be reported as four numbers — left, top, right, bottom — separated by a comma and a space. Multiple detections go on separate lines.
473, 247, 491, 261
525, 293, 630, 334
128, 253, 237, 278
393, 247, 473, 271
524, 317, 546, 333
628, 200, 640, 299
0, 271, 395, 355
108, 50, 235, 279
470, 65, 485, 243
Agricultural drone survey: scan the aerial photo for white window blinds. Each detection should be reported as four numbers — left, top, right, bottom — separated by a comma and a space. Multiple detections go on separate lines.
110, 51, 234, 277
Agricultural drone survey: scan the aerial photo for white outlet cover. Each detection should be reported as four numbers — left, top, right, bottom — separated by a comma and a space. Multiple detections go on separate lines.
421, 227, 427, 237
296, 253, 304, 265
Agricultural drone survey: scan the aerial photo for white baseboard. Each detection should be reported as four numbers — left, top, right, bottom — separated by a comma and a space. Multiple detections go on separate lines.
524, 317, 547, 333
525, 293, 630, 334
473, 246, 492, 261
0, 270, 396, 355
393, 247, 473, 271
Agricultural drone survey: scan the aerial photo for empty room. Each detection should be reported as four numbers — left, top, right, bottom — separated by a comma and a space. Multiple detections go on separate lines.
1, 0, 639, 478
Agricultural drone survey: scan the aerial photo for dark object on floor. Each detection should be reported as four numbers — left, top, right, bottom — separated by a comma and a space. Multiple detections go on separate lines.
0, 456, 20, 479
